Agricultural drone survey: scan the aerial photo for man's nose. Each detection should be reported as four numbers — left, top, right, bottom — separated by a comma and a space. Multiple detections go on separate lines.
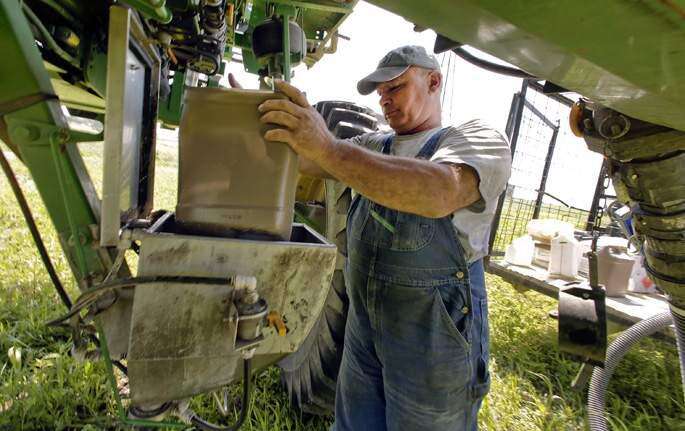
380, 94, 392, 109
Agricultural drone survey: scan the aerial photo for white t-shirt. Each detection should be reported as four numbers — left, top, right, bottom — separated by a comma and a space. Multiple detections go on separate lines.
347, 119, 512, 262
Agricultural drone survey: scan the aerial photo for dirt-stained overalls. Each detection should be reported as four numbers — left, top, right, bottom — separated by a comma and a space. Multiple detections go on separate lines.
333, 129, 491, 431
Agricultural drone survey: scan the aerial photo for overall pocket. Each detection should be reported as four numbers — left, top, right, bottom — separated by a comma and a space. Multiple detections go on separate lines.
471, 296, 491, 401
434, 279, 473, 349
389, 212, 436, 252
347, 196, 374, 244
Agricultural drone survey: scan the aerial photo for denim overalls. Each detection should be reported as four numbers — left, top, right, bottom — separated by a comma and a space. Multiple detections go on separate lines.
333, 129, 490, 431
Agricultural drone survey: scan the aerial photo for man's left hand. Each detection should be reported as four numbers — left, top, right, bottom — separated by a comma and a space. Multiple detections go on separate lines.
258, 79, 335, 163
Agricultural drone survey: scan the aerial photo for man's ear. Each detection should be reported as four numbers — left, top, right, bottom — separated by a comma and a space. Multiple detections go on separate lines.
428, 70, 442, 94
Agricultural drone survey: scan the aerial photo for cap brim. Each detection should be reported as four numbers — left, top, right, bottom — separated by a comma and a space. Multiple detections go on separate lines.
357, 66, 410, 95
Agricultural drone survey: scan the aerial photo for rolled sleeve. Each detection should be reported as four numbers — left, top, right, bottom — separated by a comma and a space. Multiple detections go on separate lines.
431, 120, 512, 207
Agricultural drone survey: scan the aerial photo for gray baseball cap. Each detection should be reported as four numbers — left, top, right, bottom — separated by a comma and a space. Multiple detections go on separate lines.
357, 45, 441, 95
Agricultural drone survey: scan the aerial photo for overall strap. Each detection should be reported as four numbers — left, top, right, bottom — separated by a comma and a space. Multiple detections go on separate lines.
381, 134, 394, 154
416, 127, 449, 159
380, 127, 449, 158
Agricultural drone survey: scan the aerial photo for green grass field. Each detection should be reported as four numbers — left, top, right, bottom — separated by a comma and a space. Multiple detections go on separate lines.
1, 140, 683, 430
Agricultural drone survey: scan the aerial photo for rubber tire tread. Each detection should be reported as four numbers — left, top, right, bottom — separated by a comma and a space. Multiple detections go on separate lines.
278, 101, 379, 415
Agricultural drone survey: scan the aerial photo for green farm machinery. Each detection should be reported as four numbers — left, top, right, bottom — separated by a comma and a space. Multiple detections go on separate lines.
1, 0, 684, 428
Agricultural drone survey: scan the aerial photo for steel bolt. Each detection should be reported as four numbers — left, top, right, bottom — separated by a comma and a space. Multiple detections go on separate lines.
59, 128, 70, 143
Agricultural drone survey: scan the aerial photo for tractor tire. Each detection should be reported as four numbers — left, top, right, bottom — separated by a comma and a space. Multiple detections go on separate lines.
278, 101, 383, 415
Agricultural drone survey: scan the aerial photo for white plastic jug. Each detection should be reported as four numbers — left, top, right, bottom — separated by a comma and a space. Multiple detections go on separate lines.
504, 235, 535, 266
597, 246, 635, 296
549, 232, 581, 278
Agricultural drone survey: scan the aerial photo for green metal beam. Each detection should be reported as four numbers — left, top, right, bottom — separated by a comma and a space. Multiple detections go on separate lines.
368, 0, 685, 131
1, 0, 107, 285
269, 0, 351, 14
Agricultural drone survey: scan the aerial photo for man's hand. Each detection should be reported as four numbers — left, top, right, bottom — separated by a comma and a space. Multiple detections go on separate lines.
258, 79, 336, 163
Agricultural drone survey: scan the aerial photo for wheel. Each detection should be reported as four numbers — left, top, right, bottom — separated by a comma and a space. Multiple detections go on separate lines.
278, 101, 384, 414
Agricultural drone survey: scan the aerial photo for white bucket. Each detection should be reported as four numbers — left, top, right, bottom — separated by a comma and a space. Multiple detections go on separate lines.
504, 235, 535, 266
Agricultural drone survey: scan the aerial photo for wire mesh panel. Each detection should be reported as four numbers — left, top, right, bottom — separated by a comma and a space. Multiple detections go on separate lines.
490, 82, 605, 255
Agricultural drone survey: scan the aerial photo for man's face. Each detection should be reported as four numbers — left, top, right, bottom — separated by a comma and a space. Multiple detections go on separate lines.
376, 67, 441, 134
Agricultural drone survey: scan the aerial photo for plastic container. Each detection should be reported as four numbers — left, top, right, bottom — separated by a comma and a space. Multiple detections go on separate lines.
628, 255, 656, 293
176, 88, 297, 240
504, 235, 535, 266
597, 246, 635, 297
578, 236, 628, 277
548, 232, 581, 278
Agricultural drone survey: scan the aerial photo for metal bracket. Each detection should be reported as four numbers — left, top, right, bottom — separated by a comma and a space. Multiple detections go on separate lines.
558, 283, 607, 366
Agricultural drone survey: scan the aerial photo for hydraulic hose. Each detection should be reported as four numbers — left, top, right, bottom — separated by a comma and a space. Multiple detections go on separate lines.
0, 144, 72, 309
46, 275, 230, 326
451, 47, 537, 80
185, 358, 253, 431
587, 312, 677, 431
21, 3, 80, 68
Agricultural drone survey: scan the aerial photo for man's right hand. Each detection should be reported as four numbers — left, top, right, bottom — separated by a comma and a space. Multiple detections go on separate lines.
226, 73, 331, 179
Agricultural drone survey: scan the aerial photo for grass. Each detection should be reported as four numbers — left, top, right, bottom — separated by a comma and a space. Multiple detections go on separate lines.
1, 138, 684, 430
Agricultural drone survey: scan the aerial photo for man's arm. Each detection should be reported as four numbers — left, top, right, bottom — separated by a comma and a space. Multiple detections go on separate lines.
299, 155, 334, 179
259, 80, 480, 218
318, 141, 480, 217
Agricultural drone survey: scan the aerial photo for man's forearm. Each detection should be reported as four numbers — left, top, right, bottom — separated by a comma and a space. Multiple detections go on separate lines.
315, 140, 479, 218
299, 155, 334, 179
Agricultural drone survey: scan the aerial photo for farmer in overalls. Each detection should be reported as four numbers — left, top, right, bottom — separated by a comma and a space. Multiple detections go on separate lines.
257, 45, 512, 430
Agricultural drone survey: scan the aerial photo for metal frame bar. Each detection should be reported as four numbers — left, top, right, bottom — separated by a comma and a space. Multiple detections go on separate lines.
101, 6, 132, 247
585, 158, 610, 232
101, 5, 160, 246
532, 123, 560, 219
487, 79, 528, 256
523, 99, 557, 129
282, 10, 292, 81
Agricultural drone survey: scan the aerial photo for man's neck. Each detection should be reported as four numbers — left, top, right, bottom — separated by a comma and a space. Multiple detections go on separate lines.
397, 116, 442, 135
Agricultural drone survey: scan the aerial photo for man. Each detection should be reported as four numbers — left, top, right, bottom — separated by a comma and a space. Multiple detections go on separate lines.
254, 45, 511, 430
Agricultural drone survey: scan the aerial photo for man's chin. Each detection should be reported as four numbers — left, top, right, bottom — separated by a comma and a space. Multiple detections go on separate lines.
389, 121, 415, 134
387, 117, 405, 131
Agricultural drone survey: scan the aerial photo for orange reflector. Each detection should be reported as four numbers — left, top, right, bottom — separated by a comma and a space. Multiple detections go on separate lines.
569, 102, 584, 137
267, 311, 287, 337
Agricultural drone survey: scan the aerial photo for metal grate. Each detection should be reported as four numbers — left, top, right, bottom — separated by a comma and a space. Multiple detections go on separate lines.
489, 81, 605, 256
